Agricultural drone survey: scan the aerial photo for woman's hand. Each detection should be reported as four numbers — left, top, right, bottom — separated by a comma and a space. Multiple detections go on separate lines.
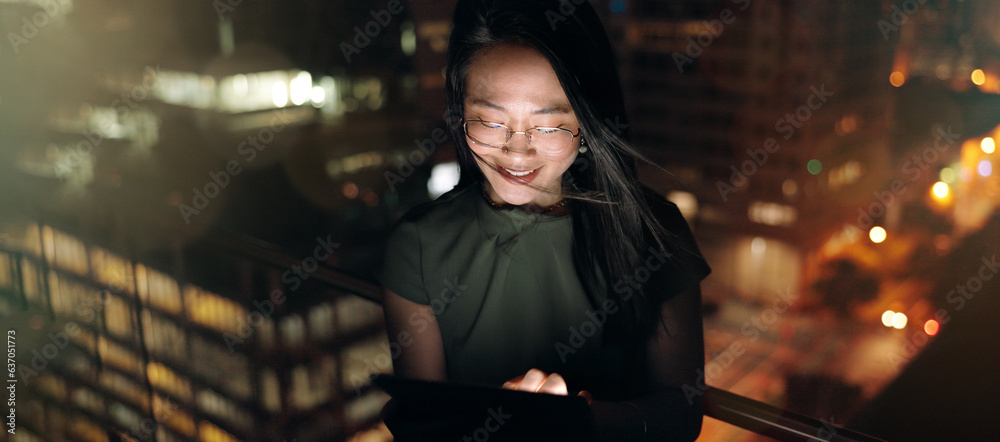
502, 368, 568, 395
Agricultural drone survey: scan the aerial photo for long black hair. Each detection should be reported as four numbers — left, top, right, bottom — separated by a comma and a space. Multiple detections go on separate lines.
446, 0, 678, 342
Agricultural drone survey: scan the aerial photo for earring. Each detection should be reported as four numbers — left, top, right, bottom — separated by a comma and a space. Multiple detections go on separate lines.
578, 137, 588, 154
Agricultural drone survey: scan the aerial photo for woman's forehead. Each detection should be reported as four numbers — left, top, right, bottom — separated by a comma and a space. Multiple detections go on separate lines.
464, 45, 571, 115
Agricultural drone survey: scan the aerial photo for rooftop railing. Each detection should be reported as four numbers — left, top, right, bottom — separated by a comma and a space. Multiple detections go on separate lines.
0, 220, 886, 441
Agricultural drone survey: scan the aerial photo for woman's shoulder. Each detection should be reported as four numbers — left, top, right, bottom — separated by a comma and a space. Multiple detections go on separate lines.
379, 183, 480, 301
391, 182, 479, 232
638, 185, 687, 229
637, 185, 712, 284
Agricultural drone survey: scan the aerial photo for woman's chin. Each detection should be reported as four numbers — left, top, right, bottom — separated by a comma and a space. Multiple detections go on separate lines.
493, 186, 538, 206
499, 194, 536, 206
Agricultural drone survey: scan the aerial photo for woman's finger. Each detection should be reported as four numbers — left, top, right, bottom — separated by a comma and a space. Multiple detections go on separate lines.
515, 368, 548, 392
501, 375, 525, 390
536, 372, 568, 395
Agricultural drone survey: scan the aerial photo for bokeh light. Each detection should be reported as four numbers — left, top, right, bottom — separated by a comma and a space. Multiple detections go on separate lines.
939, 167, 957, 183
932, 181, 950, 198
892, 312, 908, 329
889, 71, 905, 87
342, 182, 359, 199
271, 81, 288, 107
289, 71, 312, 106
971, 69, 986, 86
310, 85, 326, 107
869, 226, 887, 244
924, 319, 940, 336
782, 179, 798, 197
983, 137, 996, 154
979, 160, 993, 177
882, 310, 895, 327
807, 159, 823, 175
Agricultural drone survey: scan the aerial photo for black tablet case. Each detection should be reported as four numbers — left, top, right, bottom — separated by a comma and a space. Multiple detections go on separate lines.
372, 374, 599, 441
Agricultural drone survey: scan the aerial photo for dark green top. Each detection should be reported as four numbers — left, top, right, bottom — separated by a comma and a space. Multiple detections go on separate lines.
380, 182, 710, 398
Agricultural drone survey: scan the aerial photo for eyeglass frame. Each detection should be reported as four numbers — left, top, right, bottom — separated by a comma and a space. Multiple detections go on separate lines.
461, 119, 583, 152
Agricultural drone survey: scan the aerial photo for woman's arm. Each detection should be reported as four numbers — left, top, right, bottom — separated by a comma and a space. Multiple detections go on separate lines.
382, 288, 448, 381
591, 283, 705, 441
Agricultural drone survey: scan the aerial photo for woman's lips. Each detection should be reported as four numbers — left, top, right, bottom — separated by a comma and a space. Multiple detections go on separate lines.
496, 164, 541, 184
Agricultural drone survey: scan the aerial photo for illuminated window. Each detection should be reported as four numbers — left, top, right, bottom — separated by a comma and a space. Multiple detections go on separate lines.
280, 314, 306, 347
35, 374, 68, 401
71, 387, 104, 415
196, 389, 254, 433
137, 264, 182, 314
104, 294, 133, 339
23, 223, 43, 257
20, 257, 42, 303
418, 21, 452, 53
45, 227, 88, 276
748, 201, 798, 227
158, 427, 190, 442
90, 247, 133, 293
48, 271, 103, 319
152, 71, 214, 110
70, 328, 96, 355
255, 314, 276, 350
336, 296, 382, 336
326, 151, 388, 179
102, 371, 151, 410
184, 285, 246, 335
0, 252, 13, 290
98, 336, 142, 377
308, 302, 336, 340
68, 418, 107, 442
153, 394, 195, 437
46, 272, 68, 316
63, 350, 96, 378
142, 310, 187, 363
109, 402, 142, 432
290, 356, 337, 410
189, 335, 252, 400
827, 161, 866, 189
259, 370, 281, 413
199, 421, 238, 442
346, 390, 392, 426
340, 335, 392, 393
147, 362, 192, 402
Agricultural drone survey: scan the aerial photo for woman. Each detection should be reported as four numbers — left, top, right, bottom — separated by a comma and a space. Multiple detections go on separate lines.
379, 0, 711, 439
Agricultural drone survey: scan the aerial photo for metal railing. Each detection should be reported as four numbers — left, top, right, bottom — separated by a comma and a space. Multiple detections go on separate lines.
704, 386, 885, 441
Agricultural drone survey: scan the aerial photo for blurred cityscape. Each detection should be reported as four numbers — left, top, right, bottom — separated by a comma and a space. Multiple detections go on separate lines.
0, 0, 998, 440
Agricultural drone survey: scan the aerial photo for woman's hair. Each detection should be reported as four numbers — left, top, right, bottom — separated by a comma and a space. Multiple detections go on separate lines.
445, 0, 678, 342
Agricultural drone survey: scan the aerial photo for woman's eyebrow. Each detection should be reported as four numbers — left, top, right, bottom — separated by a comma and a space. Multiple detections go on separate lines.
534, 104, 571, 115
468, 98, 571, 115
469, 97, 505, 111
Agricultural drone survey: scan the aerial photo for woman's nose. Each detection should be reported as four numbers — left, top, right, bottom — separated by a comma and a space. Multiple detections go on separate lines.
503, 132, 535, 154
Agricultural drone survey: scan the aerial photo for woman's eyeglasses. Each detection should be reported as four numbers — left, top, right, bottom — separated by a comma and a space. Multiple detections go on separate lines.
462, 120, 581, 154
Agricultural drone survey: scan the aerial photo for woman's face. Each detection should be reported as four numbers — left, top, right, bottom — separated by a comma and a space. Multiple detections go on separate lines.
463, 44, 581, 207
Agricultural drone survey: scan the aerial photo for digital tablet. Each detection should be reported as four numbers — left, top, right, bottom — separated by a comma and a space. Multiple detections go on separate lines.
371, 374, 598, 441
